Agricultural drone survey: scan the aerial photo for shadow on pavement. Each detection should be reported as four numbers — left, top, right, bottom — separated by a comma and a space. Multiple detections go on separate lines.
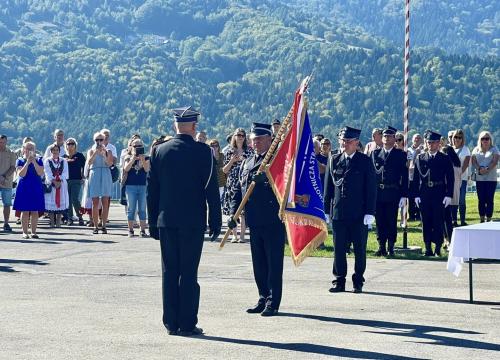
197, 335, 425, 359
0, 258, 49, 273
0, 238, 116, 244
279, 312, 500, 352
363, 291, 500, 306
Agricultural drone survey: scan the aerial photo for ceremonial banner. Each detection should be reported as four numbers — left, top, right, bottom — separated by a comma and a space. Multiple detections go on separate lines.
266, 82, 328, 265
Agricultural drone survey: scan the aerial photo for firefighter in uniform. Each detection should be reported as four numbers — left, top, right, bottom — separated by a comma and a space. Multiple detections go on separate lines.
411, 130, 454, 256
229, 122, 286, 317
147, 106, 222, 336
323, 126, 377, 293
372, 126, 409, 256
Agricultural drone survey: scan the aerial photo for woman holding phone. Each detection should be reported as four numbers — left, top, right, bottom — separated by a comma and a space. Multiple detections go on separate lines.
13, 141, 45, 239
86, 131, 113, 234
222, 128, 254, 243
122, 138, 150, 237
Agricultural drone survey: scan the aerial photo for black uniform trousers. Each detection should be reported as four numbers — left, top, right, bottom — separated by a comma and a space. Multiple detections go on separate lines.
420, 195, 445, 250
332, 219, 368, 286
249, 223, 285, 310
159, 227, 204, 332
375, 200, 399, 252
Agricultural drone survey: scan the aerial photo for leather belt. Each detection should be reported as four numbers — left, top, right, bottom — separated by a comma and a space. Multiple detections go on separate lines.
425, 181, 444, 188
378, 183, 398, 190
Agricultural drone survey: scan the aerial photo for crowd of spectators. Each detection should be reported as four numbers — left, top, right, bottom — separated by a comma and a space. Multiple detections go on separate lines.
0, 125, 497, 248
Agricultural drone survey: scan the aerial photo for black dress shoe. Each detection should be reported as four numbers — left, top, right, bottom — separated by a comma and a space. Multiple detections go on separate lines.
246, 301, 266, 314
260, 306, 278, 317
424, 250, 434, 257
329, 284, 345, 293
163, 324, 178, 335
353, 284, 363, 293
388, 251, 395, 257
178, 326, 204, 337
374, 249, 387, 257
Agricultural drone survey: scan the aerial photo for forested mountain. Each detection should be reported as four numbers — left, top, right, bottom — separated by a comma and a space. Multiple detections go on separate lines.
0, 0, 498, 150
288, 0, 499, 57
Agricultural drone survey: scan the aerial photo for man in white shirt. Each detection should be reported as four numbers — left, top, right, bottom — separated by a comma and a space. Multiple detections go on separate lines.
101, 129, 117, 164
44, 129, 66, 160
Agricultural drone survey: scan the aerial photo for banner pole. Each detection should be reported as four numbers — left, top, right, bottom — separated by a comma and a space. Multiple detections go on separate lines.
219, 76, 312, 249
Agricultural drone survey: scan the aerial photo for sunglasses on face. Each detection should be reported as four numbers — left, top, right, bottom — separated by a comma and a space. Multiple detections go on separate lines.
95, 139, 104, 142
235, 134, 245, 138
396, 138, 404, 142
453, 136, 462, 139
481, 137, 490, 141
210, 144, 219, 147
66, 142, 76, 146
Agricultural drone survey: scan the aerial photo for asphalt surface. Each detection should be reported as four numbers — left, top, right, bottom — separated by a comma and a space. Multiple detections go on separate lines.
1, 205, 499, 359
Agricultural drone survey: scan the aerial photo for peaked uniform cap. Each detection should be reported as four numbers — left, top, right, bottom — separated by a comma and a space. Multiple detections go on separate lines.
173, 106, 200, 122
338, 126, 361, 140
382, 126, 398, 135
250, 122, 272, 137
424, 130, 441, 141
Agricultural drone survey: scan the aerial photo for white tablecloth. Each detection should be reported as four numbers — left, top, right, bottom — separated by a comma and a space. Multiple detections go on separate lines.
447, 221, 500, 276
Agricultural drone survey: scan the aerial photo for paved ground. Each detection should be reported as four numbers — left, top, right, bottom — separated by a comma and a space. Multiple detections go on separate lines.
1, 205, 499, 360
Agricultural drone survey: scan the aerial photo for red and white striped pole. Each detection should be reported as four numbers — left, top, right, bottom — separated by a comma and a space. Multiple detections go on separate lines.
402, 0, 411, 248
403, 0, 410, 145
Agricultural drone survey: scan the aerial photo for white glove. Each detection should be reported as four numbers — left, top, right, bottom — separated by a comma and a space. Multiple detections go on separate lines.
363, 214, 375, 226
398, 197, 407, 209
443, 196, 452, 208
415, 197, 421, 208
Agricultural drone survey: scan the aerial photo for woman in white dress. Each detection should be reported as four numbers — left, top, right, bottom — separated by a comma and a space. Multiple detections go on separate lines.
44, 143, 69, 227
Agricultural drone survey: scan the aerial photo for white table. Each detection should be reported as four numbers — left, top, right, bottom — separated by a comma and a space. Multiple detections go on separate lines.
447, 221, 500, 303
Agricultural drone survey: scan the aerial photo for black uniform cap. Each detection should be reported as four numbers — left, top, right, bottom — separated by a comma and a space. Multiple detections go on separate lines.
382, 126, 398, 135
424, 130, 441, 141
272, 119, 280, 125
338, 126, 361, 140
250, 122, 272, 137
173, 106, 200, 123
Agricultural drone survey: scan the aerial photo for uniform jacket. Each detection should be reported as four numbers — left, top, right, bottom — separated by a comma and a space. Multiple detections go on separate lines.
323, 151, 377, 221
410, 151, 454, 199
371, 147, 409, 203
147, 134, 221, 231
230, 152, 281, 228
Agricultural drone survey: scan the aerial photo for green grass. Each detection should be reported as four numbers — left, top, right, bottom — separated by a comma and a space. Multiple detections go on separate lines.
286, 191, 500, 261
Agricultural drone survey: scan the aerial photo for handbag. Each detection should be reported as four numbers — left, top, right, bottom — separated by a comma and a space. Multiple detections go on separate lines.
110, 165, 120, 183
43, 183, 53, 193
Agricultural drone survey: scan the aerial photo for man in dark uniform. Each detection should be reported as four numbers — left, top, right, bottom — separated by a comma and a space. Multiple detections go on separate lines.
228, 122, 286, 317
323, 126, 377, 293
147, 106, 222, 336
412, 130, 454, 256
372, 126, 409, 256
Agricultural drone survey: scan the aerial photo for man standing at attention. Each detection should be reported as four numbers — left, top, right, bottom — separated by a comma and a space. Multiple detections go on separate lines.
147, 106, 221, 336
412, 130, 454, 257
229, 122, 286, 317
371, 126, 409, 257
323, 126, 377, 293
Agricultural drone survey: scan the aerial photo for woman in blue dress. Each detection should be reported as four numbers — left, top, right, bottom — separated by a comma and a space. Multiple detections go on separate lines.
86, 132, 113, 234
13, 141, 45, 239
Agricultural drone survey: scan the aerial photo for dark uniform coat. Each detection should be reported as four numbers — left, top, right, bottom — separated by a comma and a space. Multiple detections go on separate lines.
231, 152, 286, 310
147, 133, 222, 332
411, 151, 454, 254
323, 151, 376, 286
371, 147, 409, 253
